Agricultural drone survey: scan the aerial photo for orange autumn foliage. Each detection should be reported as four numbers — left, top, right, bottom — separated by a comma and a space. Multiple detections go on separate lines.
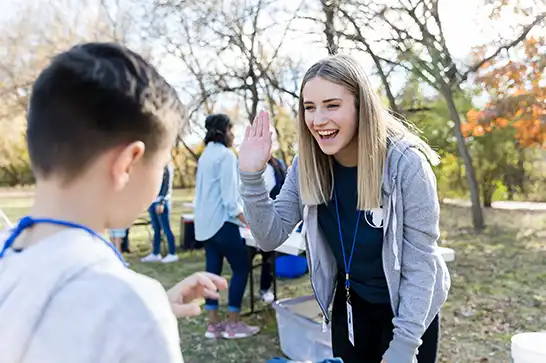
464, 36, 546, 148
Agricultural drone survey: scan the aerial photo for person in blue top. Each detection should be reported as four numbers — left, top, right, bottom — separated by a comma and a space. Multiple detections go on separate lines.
141, 163, 178, 263
193, 113, 260, 340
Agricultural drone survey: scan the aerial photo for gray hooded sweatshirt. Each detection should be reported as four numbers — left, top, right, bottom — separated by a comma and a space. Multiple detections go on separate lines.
239, 140, 451, 363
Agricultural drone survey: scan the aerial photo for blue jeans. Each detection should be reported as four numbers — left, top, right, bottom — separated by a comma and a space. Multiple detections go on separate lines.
204, 222, 250, 313
149, 202, 176, 255
108, 229, 127, 238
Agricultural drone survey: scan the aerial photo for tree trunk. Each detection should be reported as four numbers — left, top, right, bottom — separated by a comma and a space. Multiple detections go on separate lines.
483, 186, 494, 208
517, 146, 526, 195
506, 184, 514, 201
482, 172, 495, 208
441, 85, 485, 231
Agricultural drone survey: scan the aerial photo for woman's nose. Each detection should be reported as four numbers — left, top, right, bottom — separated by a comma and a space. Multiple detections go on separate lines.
313, 111, 328, 126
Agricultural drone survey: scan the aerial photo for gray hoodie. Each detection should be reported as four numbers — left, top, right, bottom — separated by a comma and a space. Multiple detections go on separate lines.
239, 140, 451, 363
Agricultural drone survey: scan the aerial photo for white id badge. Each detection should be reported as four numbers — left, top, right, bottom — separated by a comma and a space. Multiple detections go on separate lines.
347, 301, 355, 346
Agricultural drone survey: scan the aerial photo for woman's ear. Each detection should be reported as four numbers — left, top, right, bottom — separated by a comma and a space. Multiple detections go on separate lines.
111, 141, 146, 191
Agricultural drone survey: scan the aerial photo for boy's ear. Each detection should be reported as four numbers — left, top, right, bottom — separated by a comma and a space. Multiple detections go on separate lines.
112, 141, 146, 191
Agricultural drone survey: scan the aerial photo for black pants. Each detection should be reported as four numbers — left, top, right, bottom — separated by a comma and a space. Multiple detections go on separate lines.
331, 279, 439, 363
121, 228, 130, 252
260, 251, 273, 292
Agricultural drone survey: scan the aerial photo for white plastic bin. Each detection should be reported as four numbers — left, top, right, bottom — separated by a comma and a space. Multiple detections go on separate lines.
511, 332, 546, 363
273, 295, 333, 362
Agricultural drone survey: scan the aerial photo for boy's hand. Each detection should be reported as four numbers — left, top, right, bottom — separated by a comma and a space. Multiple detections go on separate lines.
167, 272, 228, 317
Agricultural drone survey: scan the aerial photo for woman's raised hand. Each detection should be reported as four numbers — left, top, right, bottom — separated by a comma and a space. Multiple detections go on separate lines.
238, 110, 272, 173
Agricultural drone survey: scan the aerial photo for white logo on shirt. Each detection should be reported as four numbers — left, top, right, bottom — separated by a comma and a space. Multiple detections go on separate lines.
365, 207, 383, 228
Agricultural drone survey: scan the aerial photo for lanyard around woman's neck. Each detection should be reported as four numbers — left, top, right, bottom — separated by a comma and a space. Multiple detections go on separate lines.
333, 188, 361, 298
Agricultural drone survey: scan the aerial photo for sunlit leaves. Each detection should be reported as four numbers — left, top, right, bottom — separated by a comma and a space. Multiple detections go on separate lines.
465, 36, 546, 148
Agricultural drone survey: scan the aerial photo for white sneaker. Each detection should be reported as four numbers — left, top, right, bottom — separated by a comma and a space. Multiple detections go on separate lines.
140, 253, 162, 262
161, 254, 179, 264
260, 290, 275, 304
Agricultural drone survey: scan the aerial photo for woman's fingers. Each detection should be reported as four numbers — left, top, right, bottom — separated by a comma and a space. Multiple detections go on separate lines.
261, 111, 270, 139
255, 111, 263, 138
251, 113, 259, 138
247, 110, 271, 140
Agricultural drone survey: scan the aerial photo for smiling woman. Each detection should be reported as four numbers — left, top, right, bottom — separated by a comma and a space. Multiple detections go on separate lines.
302, 79, 358, 168
238, 54, 450, 363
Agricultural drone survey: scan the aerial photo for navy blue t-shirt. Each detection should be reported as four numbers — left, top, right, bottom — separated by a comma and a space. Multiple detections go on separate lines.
317, 160, 390, 304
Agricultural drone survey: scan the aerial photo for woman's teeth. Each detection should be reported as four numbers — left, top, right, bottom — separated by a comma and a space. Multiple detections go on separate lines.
317, 130, 339, 139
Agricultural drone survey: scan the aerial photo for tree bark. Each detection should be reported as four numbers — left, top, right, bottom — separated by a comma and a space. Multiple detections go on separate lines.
483, 184, 494, 208
517, 146, 526, 195
441, 85, 485, 231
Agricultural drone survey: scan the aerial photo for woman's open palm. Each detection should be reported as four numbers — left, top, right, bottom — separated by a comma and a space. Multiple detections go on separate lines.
238, 110, 273, 173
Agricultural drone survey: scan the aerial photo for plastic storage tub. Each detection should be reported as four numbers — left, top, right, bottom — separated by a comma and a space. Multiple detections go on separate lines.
272, 295, 333, 362
511, 332, 546, 363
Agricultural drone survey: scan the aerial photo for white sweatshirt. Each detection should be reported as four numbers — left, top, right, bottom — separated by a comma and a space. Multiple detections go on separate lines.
0, 229, 184, 363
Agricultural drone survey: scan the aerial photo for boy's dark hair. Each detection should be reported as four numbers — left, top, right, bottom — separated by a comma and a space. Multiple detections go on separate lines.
27, 42, 185, 183
204, 114, 232, 146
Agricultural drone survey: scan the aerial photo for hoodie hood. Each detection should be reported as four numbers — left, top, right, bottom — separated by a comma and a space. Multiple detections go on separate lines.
382, 137, 414, 196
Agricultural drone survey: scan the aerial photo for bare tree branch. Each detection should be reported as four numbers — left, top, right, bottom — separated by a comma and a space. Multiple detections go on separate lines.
337, 8, 400, 113
460, 12, 546, 83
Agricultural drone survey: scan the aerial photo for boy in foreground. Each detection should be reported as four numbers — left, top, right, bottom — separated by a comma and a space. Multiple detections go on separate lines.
0, 43, 226, 362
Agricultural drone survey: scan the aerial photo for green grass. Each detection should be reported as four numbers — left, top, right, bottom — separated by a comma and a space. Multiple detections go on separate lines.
1, 188, 545, 363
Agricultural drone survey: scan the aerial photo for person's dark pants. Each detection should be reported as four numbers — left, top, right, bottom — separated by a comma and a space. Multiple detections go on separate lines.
204, 222, 250, 312
260, 251, 273, 292
331, 276, 439, 363
148, 201, 176, 255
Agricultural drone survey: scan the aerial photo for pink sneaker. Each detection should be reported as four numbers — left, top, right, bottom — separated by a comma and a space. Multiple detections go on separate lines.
221, 321, 260, 339
204, 322, 225, 339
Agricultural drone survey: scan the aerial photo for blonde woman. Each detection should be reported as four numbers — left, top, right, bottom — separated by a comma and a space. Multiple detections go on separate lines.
238, 55, 450, 363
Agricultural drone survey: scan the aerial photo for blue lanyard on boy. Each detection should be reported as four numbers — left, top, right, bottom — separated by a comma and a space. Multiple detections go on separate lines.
333, 188, 361, 303
0, 216, 126, 265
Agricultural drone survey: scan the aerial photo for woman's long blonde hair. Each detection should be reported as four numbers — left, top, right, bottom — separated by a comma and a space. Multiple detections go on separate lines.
297, 54, 439, 210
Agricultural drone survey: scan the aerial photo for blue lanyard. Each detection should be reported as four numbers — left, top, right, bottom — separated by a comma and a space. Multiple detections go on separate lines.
0, 216, 126, 265
333, 189, 361, 291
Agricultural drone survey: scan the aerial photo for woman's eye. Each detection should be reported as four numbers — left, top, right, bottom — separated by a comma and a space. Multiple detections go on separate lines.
327, 104, 339, 109
304, 106, 315, 111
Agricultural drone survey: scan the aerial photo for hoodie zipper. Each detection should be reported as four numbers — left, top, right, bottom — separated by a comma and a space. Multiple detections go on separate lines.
307, 239, 330, 326
382, 176, 398, 314
302, 207, 330, 327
